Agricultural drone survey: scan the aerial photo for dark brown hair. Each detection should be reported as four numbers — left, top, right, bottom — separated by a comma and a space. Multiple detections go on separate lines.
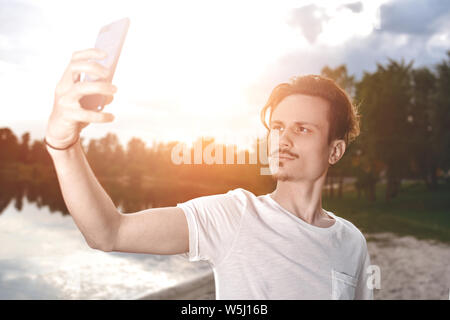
260, 75, 360, 146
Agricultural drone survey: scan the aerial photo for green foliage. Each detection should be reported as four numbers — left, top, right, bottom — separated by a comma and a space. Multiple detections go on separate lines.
323, 181, 450, 243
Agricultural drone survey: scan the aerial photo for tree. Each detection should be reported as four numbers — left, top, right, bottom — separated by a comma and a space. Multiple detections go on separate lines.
321, 65, 356, 96
410, 67, 437, 188
432, 51, 450, 187
355, 59, 414, 201
126, 137, 147, 187
0, 128, 19, 163
19, 132, 31, 164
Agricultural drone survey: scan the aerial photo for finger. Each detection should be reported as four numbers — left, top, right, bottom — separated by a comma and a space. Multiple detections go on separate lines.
67, 81, 117, 100
68, 61, 110, 83
71, 48, 107, 62
59, 49, 108, 86
104, 95, 114, 106
69, 109, 115, 123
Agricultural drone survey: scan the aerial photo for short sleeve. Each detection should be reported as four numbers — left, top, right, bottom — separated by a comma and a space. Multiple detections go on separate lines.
176, 188, 247, 266
354, 237, 374, 300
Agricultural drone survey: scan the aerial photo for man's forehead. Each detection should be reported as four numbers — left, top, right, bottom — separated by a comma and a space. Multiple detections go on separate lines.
270, 94, 330, 127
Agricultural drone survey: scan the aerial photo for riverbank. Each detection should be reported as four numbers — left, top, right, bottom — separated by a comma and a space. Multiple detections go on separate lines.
137, 271, 215, 300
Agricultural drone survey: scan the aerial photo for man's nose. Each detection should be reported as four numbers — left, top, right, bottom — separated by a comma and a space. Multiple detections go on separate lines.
268, 127, 293, 155
278, 127, 293, 148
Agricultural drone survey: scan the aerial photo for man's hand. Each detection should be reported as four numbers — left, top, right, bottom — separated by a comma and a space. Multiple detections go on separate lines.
45, 48, 117, 149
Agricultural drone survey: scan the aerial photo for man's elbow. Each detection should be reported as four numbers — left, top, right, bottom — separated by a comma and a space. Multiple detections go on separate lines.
85, 236, 115, 252
85, 219, 120, 252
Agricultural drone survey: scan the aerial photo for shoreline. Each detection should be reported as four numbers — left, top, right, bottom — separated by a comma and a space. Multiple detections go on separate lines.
136, 271, 215, 300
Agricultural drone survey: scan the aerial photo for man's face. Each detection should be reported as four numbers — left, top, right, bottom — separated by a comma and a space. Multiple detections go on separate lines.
268, 94, 333, 182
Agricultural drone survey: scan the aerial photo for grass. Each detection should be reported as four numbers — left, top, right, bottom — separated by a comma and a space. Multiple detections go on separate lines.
322, 181, 450, 244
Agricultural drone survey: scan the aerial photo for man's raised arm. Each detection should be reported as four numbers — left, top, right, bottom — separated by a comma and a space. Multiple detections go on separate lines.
45, 48, 189, 254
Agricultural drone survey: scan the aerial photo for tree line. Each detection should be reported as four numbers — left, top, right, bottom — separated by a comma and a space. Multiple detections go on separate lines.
323, 51, 450, 201
1, 52, 449, 205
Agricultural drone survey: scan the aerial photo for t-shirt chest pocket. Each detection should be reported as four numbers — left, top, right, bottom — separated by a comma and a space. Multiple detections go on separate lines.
331, 269, 358, 300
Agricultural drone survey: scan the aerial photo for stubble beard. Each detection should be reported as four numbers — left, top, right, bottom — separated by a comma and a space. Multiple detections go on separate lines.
270, 161, 296, 182
271, 172, 292, 182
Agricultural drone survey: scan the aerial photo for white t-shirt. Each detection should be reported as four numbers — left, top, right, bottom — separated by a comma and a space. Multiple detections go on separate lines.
176, 188, 373, 300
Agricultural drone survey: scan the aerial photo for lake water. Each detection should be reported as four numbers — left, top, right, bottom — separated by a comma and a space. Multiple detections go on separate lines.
2, 180, 448, 299
0, 199, 211, 299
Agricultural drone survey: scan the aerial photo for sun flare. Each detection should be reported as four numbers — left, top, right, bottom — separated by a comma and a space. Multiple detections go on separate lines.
3, 0, 388, 148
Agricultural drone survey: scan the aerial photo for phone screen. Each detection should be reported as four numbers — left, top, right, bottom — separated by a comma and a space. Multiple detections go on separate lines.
80, 18, 130, 111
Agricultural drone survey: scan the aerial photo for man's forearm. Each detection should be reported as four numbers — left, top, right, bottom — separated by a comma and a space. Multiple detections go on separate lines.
47, 139, 121, 251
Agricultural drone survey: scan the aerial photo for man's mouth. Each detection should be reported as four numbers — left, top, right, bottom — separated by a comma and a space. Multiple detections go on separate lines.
278, 155, 295, 160
274, 152, 296, 160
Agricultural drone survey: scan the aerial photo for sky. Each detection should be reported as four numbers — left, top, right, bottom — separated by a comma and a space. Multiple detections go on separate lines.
1, 0, 449, 150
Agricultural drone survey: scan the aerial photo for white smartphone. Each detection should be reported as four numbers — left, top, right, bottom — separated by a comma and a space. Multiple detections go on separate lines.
80, 17, 130, 111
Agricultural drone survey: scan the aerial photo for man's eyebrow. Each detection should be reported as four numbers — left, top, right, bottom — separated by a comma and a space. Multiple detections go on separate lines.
270, 120, 320, 129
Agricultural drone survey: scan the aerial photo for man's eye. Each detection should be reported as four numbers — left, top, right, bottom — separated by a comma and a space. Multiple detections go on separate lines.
295, 126, 309, 133
271, 125, 282, 130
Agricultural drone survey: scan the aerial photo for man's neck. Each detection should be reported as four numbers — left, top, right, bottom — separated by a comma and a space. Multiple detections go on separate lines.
270, 174, 334, 227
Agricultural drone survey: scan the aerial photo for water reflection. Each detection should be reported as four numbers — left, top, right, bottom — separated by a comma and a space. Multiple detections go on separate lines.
0, 134, 274, 299
0, 199, 211, 299
0, 165, 221, 216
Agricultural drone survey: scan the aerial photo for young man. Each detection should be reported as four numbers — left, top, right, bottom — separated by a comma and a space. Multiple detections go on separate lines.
45, 48, 373, 300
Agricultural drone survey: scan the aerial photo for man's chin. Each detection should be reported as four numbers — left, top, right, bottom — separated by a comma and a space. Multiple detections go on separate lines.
269, 161, 298, 181
271, 171, 293, 182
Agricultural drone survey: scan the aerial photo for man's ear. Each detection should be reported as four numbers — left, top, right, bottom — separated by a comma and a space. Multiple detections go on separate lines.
328, 139, 346, 165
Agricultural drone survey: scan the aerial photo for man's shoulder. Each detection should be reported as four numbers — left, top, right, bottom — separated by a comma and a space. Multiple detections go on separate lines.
229, 187, 256, 198
214, 187, 254, 203
224, 187, 256, 208
330, 212, 368, 245
177, 187, 252, 210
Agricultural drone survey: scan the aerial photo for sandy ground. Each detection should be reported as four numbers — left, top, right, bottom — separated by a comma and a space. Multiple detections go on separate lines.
139, 232, 450, 300
367, 233, 450, 300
